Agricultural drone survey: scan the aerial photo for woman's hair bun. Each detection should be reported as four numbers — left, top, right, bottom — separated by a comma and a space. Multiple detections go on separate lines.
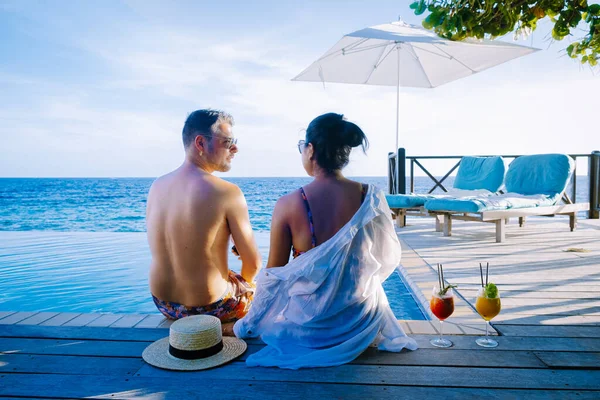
305, 113, 369, 173
339, 118, 365, 148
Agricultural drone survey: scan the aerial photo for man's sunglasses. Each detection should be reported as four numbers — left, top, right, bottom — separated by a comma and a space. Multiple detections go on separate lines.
205, 135, 238, 150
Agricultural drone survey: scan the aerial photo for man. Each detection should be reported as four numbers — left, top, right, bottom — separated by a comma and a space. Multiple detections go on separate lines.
146, 109, 261, 334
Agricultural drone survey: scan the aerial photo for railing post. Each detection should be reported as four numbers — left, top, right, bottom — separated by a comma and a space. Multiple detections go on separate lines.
410, 159, 415, 193
397, 148, 406, 194
388, 152, 396, 194
571, 155, 577, 203
590, 150, 600, 219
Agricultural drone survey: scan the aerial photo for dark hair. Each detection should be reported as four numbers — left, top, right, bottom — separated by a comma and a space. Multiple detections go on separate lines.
305, 113, 369, 173
182, 109, 234, 148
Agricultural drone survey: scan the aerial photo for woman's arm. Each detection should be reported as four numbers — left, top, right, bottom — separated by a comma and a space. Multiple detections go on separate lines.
267, 197, 293, 268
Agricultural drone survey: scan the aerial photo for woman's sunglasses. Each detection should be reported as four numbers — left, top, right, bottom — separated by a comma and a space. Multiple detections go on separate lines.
297, 140, 306, 154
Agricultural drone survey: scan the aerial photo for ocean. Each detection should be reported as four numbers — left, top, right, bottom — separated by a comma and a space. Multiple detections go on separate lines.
0, 176, 590, 232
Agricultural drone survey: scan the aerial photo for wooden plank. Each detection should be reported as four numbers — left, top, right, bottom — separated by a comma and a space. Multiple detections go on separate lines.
63, 314, 102, 327
0, 312, 38, 325
135, 363, 600, 390
0, 397, 46, 400
482, 203, 589, 221
412, 335, 600, 352
0, 312, 15, 320
1, 326, 598, 352
495, 317, 600, 326
134, 314, 166, 328
349, 347, 546, 368
497, 325, 600, 338
458, 324, 489, 335
0, 337, 149, 358
406, 321, 437, 334
62, 313, 102, 327
0, 338, 547, 369
534, 351, 600, 369
86, 314, 124, 327
38, 312, 80, 326
0, 325, 168, 342
158, 318, 174, 328
0, 353, 145, 376
109, 314, 146, 328
458, 289, 600, 299
16, 312, 59, 326
0, 374, 596, 400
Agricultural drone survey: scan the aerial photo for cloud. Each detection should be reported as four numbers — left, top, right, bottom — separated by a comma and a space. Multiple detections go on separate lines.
1, 2, 598, 178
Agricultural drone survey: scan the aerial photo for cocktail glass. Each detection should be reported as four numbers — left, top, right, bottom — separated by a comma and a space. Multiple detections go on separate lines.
430, 286, 455, 348
475, 286, 501, 348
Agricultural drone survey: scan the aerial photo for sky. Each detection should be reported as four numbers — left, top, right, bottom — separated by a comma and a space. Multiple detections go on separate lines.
0, 0, 598, 178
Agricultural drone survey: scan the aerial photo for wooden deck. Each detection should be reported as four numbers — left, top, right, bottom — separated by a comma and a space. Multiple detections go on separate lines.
1, 217, 599, 398
1, 323, 599, 399
397, 217, 600, 328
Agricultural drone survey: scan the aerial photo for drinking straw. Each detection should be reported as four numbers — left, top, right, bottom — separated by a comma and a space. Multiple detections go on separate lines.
479, 263, 484, 287
437, 263, 442, 289
440, 264, 445, 288
486, 262, 489, 286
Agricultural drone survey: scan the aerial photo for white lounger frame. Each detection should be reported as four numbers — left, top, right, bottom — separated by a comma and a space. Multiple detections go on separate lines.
428, 202, 590, 243
391, 207, 445, 232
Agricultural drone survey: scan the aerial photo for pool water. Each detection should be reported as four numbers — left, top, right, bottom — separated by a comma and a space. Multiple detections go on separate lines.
0, 232, 426, 320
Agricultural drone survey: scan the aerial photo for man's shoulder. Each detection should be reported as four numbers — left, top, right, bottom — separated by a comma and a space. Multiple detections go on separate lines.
147, 174, 168, 196
207, 175, 242, 197
188, 176, 245, 211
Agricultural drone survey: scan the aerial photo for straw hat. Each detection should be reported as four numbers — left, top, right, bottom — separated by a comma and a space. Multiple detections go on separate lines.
142, 315, 246, 371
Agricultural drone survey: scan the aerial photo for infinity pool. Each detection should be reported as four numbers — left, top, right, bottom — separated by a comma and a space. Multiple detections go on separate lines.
0, 232, 426, 320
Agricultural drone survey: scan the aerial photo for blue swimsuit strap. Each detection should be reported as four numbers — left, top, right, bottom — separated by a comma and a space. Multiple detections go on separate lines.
299, 187, 317, 248
297, 183, 368, 252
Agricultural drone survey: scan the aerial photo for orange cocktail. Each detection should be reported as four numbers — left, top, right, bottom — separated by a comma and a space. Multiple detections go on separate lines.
475, 284, 501, 348
475, 295, 501, 321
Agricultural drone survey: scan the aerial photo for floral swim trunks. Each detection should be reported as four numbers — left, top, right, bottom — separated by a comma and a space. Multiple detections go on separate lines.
152, 271, 255, 323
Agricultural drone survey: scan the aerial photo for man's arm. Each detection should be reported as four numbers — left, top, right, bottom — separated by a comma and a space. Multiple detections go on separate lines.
226, 186, 261, 282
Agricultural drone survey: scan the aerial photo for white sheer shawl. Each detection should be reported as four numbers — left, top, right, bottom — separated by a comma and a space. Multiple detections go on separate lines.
233, 185, 418, 369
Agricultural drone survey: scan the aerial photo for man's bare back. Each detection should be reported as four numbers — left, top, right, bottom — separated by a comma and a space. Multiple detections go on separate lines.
147, 110, 260, 313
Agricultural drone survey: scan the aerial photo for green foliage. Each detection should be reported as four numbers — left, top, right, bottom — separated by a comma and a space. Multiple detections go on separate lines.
439, 284, 457, 296
484, 283, 499, 299
410, 0, 600, 67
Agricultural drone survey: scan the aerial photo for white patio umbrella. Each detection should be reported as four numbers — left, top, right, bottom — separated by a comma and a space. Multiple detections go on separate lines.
293, 20, 539, 158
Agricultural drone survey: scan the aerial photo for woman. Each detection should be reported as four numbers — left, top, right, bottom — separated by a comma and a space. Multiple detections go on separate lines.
234, 113, 417, 369
268, 112, 370, 264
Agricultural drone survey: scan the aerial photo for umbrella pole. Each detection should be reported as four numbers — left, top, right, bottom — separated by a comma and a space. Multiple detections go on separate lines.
395, 45, 401, 194
395, 45, 400, 156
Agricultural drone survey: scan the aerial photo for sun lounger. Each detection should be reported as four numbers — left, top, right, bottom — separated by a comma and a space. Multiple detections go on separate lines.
386, 156, 506, 228
424, 154, 590, 242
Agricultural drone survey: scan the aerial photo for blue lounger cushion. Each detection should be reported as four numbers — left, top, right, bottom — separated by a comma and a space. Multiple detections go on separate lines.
454, 156, 506, 192
386, 189, 492, 209
425, 193, 561, 213
504, 153, 574, 196
425, 154, 574, 213
385, 156, 505, 209
386, 193, 436, 208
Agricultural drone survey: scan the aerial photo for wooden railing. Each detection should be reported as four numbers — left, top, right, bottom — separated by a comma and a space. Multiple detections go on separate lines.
387, 149, 600, 219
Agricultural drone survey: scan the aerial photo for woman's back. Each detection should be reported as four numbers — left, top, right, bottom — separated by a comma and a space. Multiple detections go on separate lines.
289, 179, 367, 256
266, 112, 371, 268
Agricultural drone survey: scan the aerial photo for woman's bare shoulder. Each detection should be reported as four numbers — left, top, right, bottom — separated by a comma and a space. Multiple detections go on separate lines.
275, 188, 303, 209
